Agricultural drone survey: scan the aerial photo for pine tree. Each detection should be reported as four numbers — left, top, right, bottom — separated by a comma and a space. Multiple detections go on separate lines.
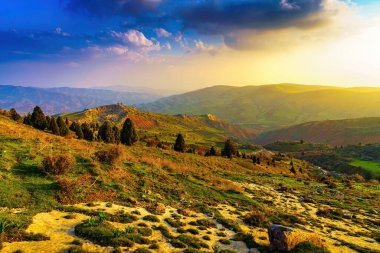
174, 133, 185, 152
65, 117, 70, 128
222, 139, 235, 158
206, 146, 217, 156
57, 116, 69, 136
98, 121, 115, 143
45, 115, 51, 127
252, 156, 257, 164
70, 122, 84, 139
113, 126, 121, 144
23, 113, 32, 125
81, 123, 94, 141
8, 108, 21, 121
121, 118, 138, 146
31, 106, 47, 130
50, 117, 60, 136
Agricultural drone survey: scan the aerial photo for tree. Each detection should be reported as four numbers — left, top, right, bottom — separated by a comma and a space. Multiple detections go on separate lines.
57, 116, 69, 136
23, 113, 32, 125
113, 125, 121, 144
252, 156, 257, 164
121, 118, 138, 146
45, 115, 51, 126
9, 108, 21, 121
174, 133, 185, 152
81, 123, 94, 141
222, 139, 235, 158
70, 122, 84, 139
98, 121, 115, 143
50, 117, 60, 136
206, 146, 217, 156
31, 106, 47, 130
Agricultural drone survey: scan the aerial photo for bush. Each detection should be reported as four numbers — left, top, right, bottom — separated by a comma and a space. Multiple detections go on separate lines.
42, 154, 75, 175
95, 146, 123, 164
143, 215, 160, 223
243, 210, 269, 227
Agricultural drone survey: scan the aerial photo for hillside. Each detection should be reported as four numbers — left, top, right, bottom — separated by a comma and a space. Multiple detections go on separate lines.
256, 117, 380, 146
139, 84, 380, 131
63, 103, 256, 144
0, 85, 161, 115
0, 115, 379, 253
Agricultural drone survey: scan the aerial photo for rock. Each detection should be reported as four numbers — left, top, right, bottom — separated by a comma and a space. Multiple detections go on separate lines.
278, 186, 288, 192
248, 249, 260, 253
343, 213, 353, 219
268, 224, 323, 251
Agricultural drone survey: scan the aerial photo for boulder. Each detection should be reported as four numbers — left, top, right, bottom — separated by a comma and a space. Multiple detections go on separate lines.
268, 224, 323, 251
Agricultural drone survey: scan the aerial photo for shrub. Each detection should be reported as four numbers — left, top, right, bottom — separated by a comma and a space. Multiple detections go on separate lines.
134, 248, 152, 253
143, 215, 160, 222
219, 239, 231, 245
243, 210, 269, 227
290, 241, 330, 253
42, 154, 75, 175
95, 146, 123, 165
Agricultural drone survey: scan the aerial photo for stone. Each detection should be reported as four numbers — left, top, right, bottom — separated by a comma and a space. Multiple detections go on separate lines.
268, 224, 323, 252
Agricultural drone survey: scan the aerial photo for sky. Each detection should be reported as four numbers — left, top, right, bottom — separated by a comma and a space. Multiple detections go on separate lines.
0, 0, 379, 90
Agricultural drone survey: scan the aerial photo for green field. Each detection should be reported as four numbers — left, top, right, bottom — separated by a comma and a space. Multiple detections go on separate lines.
350, 159, 380, 177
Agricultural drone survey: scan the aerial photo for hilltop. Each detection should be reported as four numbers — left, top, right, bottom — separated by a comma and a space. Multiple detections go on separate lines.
139, 84, 380, 131
62, 103, 256, 144
255, 117, 380, 146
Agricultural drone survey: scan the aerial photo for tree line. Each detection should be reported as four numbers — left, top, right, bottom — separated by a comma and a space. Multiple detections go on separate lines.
1, 106, 263, 161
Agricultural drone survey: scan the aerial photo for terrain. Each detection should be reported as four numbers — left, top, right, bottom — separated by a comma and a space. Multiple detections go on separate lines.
0, 113, 379, 253
62, 103, 256, 144
139, 84, 380, 131
0, 85, 162, 115
255, 117, 380, 146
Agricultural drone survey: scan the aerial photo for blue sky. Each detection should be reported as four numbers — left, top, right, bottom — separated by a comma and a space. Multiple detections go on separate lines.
0, 0, 379, 89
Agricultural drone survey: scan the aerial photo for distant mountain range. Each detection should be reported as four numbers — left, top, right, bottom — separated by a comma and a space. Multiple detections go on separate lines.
255, 117, 380, 146
139, 84, 380, 131
0, 85, 162, 115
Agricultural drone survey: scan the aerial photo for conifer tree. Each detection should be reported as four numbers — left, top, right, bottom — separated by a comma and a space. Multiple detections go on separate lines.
174, 133, 185, 152
31, 106, 47, 130
9, 108, 21, 121
45, 115, 51, 127
57, 116, 69, 136
113, 125, 121, 144
121, 118, 138, 146
209, 146, 217, 156
23, 113, 32, 125
70, 122, 84, 139
98, 121, 115, 143
222, 139, 235, 158
81, 123, 94, 141
50, 117, 60, 136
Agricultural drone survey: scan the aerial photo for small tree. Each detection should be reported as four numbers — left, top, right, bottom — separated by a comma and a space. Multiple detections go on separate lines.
9, 108, 21, 121
98, 121, 115, 143
81, 123, 94, 141
206, 146, 217, 156
113, 125, 121, 144
57, 116, 69, 136
70, 122, 84, 139
121, 118, 138, 146
31, 106, 47, 130
222, 139, 235, 158
174, 133, 185, 152
23, 113, 32, 125
50, 117, 60, 136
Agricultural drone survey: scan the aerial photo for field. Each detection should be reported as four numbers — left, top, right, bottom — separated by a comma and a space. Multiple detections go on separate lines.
350, 159, 380, 177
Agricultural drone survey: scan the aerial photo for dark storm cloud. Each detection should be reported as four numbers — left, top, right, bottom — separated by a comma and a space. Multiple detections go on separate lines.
178, 0, 325, 34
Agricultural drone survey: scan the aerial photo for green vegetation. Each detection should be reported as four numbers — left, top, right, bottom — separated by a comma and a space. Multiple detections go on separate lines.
350, 159, 380, 177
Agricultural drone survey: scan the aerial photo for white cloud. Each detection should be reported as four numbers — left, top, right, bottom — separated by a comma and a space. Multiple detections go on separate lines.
112, 30, 161, 52
55, 27, 70, 37
106, 46, 129, 55
154, 28, 172, 38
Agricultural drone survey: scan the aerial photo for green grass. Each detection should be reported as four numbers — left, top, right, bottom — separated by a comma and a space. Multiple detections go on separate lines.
350, 159, 380, 176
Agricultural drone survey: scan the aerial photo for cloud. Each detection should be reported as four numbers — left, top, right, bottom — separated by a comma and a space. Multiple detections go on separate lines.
154, 28, 171, 38
111, 30, 161, 52
193, 40, 217, 55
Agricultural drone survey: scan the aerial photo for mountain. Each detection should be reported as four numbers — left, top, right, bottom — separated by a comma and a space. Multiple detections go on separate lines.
0, 85, 162, 115
139, 84, 380, 131
255, 117, 380, 146
63, 103, 256, 144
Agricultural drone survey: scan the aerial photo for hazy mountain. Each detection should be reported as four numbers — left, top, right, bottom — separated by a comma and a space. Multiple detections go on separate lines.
0, 85, 162, 115
255, 117, 380, 146
139, 84, 380, 131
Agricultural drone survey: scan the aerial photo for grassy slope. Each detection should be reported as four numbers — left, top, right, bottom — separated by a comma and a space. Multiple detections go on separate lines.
139, 84, 380, 131
256, 117, 380, 146
62, 103, 256, 145
1, 116, 380, 252
350, 159, 380, 177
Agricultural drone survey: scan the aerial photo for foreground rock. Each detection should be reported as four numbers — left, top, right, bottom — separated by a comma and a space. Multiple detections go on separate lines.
268, 224, 323, 251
